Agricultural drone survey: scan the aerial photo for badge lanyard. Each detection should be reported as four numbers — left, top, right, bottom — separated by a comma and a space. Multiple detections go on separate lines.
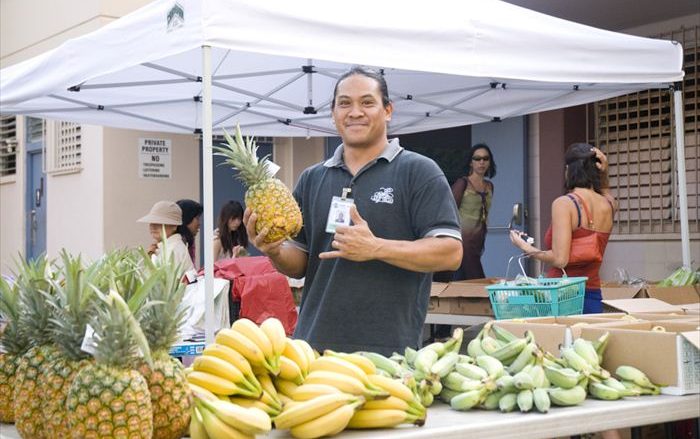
325, 187, 354, 234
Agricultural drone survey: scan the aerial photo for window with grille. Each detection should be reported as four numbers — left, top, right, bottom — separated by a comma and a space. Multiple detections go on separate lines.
0, 115, 18, 177
595, 25, 699, 236
27, 117, 45, 144
49, 121, 82, 174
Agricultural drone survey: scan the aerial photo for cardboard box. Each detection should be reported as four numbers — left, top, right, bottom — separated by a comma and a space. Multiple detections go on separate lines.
600, 282, 645, 300
644, 284, 699, 305
602, 298, 684, 314
681, 302, 700, 315
493, 318, 647, 355
525, 315, 624, 324
629, 312, 695, 321
494, 320, 568, 355
428, 278, 500, 316
580, 321, 700, 395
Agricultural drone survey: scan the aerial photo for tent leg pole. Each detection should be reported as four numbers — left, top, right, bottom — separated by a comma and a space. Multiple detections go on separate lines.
673, 85, 691, 269
202, 45, 216, 344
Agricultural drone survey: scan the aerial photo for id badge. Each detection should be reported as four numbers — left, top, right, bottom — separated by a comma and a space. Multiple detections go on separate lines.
326, 196, 354, 233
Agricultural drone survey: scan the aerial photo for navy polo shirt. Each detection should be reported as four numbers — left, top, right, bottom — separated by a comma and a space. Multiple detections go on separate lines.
291, 138, 461, 355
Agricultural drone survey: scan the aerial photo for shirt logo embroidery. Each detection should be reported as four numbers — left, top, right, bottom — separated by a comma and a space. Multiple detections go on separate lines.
371, 187, 394, 204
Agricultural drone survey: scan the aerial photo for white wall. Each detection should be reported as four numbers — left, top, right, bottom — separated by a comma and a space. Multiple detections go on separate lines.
0, 117, 26, 275
102, 127, 200, 253
46, 124, 105, 260
527, 13, 700, 281
0, 0, 157, 270
601, 240, 700, 282
0, 0, 151, 68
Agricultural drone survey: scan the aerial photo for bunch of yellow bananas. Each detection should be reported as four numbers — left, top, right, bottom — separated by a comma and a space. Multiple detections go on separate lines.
189, 390, 272, 439
347, 374, 426, 429
274, 393, 364, 439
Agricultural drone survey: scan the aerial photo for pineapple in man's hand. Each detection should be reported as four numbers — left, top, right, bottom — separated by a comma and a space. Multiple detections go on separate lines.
215, 125, 302, 243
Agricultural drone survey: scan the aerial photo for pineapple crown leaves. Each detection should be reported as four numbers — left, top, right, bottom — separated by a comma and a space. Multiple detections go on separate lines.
13, 253, 58, 347
43, 250, 99, 361
87, 284, 153, 368
213, 124, 273, 187
136, 247, 189, 352
0, 275, 31, 355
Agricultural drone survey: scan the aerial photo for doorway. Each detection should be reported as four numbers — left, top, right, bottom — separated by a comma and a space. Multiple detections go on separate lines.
25, 123, 46, 260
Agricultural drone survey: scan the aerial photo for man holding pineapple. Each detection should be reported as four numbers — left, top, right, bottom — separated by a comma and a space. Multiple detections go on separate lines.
244, 67, 463, 355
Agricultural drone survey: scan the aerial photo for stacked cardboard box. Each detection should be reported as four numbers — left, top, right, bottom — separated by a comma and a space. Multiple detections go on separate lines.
495, 298, 700, 395
428, 278, 501, 317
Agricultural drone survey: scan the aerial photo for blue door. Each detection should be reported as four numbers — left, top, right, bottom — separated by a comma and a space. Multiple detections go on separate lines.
26, 149, 46, 259
472, 116, 528, 278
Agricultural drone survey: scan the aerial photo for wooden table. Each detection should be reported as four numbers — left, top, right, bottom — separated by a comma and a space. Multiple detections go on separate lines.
1, 394, 696, 439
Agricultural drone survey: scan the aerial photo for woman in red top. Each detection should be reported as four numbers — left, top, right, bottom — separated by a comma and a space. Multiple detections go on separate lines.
510, 143, 616, 314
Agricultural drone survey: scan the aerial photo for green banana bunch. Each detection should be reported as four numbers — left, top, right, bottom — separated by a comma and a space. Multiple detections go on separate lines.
481, 389, 508, 410
603, 377, 640, 397
450, 388, 488, 411
588, 381, 621, 400
414, 348, 439, 376
467, 336, 487, 358
489, 336, 529, 364
506, 341, 539, 375
455, 362, 488, 381
498, 393, 518, 412
517, 389, 534, 412
532, 388, 551, 413
528, 364, 549, 388
439, 387, 462, 404
404, 347, 418, 366
512, 371, 534, 390
358, 351, 404, 378
621, 380, 660, 396
592, 332, 610, 363
495, 375, 516, 393
480, 336, 504, 355
548, 386, 587, 406
430, 352, 459, 378
544, 365, 581, 389
491, 324, 519, 343
615, 366, 656, 389
442, 372, 484, 392
476, 355, 505, 379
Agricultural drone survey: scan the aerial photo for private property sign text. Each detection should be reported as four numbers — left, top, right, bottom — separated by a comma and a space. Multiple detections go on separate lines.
139, 138, 172, 179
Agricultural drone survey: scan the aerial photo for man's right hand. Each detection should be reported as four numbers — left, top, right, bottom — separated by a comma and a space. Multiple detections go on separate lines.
243, 208, 286, 258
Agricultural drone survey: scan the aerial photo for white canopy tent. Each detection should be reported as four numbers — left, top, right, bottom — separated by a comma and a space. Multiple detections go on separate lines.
0, 0, 688, 342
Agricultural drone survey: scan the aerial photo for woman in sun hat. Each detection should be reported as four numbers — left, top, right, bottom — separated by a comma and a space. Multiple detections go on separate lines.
137, 200, 195, 276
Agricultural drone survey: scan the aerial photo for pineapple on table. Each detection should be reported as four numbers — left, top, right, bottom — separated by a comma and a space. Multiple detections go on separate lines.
40, 251, 99, 438
134, 249, 192, 439
0, 275, 30, 424
12, 255, 60, 439
215, 124, 302, 243
66, 288, 154, 439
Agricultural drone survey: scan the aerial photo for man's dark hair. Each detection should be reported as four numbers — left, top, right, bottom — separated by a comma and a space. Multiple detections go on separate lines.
564, 142, 601, 193
331, 67, 391, 109
467, 143, 497, 179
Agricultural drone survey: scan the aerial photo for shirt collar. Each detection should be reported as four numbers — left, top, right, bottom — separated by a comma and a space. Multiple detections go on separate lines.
323, 138, 403, 168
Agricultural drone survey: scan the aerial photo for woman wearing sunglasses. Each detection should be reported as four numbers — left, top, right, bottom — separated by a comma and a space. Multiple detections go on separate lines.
449, 143, 497, 280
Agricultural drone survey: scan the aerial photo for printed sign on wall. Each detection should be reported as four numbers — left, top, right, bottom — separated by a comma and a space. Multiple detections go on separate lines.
139, 138, 171, 179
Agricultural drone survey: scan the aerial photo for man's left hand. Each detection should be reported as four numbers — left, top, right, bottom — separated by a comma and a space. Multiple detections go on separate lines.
319, 205, 381, 261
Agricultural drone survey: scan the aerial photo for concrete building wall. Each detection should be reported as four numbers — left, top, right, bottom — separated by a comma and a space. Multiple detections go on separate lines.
46, 123, 105, 261
0, 117, 27, 274
530, 14, 700, 281
102, 127, 200, 254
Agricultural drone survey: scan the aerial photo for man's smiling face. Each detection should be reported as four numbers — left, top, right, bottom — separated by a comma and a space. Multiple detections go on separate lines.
332, 74, 393, 149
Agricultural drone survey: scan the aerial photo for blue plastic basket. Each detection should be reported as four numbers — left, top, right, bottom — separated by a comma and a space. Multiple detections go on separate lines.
486, 276, 587, 320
